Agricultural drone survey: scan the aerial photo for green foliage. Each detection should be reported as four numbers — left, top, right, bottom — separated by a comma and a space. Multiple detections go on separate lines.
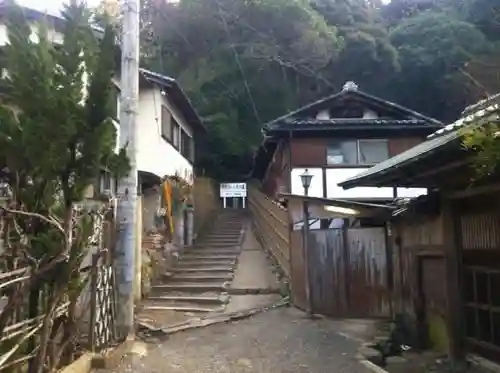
0, 2, 130, 369
0, 2, 129, 211
462, 120, 500, 180
140, 0, 500, 180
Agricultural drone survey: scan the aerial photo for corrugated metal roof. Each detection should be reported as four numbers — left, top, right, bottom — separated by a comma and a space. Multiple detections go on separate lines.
339, 95, 500, 188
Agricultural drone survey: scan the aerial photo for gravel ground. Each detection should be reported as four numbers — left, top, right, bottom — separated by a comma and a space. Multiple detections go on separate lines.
100, 307, 374, 373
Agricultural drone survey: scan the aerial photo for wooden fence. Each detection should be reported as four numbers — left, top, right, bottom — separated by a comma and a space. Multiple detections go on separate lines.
248, 185, 290, 277
0, 199, 117, 373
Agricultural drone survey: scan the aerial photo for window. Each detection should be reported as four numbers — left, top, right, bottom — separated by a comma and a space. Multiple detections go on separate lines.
98, 170, 116, 195
327, 140, 388, 165
327, 141, 358, 165
358, 140, 389, 164
110, 86, 119, 120
181, 130, 194, 162
161, 106, 171, 140
171, 118, 180, 148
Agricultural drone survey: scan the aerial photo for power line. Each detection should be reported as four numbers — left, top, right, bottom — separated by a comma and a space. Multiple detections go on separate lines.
214, 0, 263, 126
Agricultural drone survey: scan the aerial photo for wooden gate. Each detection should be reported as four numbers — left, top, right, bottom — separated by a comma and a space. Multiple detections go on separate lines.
306, 227, 391, 318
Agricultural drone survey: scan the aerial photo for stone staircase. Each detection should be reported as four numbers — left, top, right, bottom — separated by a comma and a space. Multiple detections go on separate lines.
141, 210, 246, 316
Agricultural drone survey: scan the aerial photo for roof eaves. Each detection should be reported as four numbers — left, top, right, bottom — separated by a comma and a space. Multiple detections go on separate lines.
278, 193, 395, 210
263, 88, 443, 131
338, 130, 461, 189
355, 90, 443, 125
140, 68, 205, 132
339, 98, 500, 189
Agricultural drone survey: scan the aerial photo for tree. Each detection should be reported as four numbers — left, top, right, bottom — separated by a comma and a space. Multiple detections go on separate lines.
138, 0, 500, 180
140, 0, 342, 180
387, 11, 492, 121
0, 2, 128, 371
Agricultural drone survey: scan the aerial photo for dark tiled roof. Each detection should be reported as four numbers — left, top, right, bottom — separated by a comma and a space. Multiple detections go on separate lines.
264, 85, 443, 131
270, 118, 432, 129
339, 94, 500, 189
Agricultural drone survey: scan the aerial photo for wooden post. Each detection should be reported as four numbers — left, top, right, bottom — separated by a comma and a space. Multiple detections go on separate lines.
303, 200, 313, 316
442, 197, 465, 371
89, 253, 100, 352
341, 218, 350, 314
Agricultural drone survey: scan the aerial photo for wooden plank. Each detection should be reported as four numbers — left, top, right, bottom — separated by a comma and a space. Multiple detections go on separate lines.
442, 198, 465, 363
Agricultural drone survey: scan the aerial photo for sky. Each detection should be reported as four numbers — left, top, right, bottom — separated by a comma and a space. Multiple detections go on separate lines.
17, 0, 101, 16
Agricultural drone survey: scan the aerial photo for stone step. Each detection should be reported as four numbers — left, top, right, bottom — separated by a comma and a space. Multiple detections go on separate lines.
203, 235, 242, 241
170, 273, 234, 282
151, 283, 227, 292
142, 305, 221, 313
141, 299, 224, 313
186, 248, 241, 255
184, 252, 240, 259
206, 231, 242, 236
181, 254, 239, 261
176, 260, 236, 267
191, 244, 241, 250
210, 225, 242, 230
204, 240, 242, 245
171, 266, 235, 273
147, 294, 226, 304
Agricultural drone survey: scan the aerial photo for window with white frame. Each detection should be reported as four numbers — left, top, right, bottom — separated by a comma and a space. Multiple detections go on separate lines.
171, 117, 181, 149
161, 106, 172, 141
181, 129, 194, 162
327, 139, 389, 165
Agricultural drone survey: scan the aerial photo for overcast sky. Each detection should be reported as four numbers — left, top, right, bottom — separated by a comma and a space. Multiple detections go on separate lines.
17, 0, 101, 16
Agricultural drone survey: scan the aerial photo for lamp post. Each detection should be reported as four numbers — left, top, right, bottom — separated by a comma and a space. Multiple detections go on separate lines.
300, 169, 313, 196
300, 169, 314, 317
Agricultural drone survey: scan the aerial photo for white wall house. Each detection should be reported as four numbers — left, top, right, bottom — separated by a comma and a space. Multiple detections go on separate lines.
0, 5, 204, 236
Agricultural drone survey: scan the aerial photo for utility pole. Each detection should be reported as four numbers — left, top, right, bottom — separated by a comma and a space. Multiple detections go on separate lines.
115, 0, 140, 339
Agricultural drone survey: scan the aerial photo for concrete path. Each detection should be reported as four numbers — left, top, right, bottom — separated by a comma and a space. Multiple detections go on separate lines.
225, 222, 282, 313
99, 307, 376, 373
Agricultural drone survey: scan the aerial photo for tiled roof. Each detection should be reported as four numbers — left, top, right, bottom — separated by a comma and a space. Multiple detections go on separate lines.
339, 94, 500, 189
273, 118, 431, 128
264, 83, 443, 131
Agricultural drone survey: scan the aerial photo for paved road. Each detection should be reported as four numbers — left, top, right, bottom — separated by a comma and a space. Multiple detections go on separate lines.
103, 307, 375, 373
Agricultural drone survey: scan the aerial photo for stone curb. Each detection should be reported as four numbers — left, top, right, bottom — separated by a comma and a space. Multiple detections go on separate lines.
91, 337, 136, 369
58, 353, 94, 373
57, 338, 136, 373
136, 298, 290, 339
359, 359, 389, 373
226, 287, 281, 295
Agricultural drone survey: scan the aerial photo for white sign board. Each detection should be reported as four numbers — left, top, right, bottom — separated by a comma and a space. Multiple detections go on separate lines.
220, 183, 247, 198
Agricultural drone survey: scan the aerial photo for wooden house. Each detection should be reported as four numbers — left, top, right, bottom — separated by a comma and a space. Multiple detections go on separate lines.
339, 94, 500, 364
251, 81, 443, 209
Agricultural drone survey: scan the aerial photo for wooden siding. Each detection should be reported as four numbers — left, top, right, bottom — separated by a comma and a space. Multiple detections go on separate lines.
262, 141, 289, 197
248, 185, 290, 276
388, 137, 423, 157
391, 212, 448, 351
457, 194, 500, 360
289, 136, 425, 168
302, 227, 390, 317
290, 138, 327, 167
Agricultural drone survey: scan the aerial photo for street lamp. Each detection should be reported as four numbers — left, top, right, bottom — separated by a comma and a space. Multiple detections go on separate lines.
300, 169, 313, 196
299, 169, 314, 317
